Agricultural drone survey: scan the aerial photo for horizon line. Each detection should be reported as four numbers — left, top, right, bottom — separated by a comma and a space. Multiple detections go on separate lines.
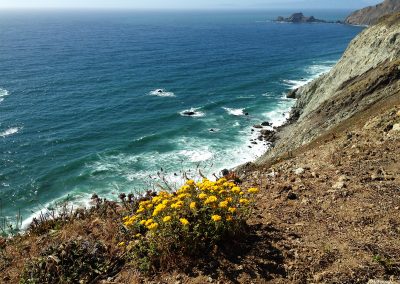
0, 7, 357, 12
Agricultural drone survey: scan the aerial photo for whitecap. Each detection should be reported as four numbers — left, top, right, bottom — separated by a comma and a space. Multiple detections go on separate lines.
283, 61, 335, 90
222, 107, 245, 116
283, 79, 313, 90
179, 149, 214, 162
179, 107, 205, 117
0, 88, 9, 103
148, 89, 176, 97
0, 127, 21, 138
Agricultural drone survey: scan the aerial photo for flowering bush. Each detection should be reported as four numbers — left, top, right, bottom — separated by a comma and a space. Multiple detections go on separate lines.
121, 177, 259, 271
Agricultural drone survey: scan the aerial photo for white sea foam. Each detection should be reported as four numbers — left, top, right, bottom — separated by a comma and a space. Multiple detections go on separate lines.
283, 78, 314, 90
0, 127, 21, 138
149, 89, 176, 97
21, 192, 93, 230
179, 107, 205, 117
179, 149, 214, 162
222, 107, 245, 116
0, 88, 9, 103
283, 61, 335, 90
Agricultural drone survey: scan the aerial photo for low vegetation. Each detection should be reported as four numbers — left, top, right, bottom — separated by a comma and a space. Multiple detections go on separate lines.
120, 177, 258, 272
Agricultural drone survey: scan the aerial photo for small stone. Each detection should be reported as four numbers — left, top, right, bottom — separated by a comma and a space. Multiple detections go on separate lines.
333, 181, 346, 189
294, 168, 305, 175
338, 175, 349, 182
287, 192, 297, 200
392, 123, 400, 131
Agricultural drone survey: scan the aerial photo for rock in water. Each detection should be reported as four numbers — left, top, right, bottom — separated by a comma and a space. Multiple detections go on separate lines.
275, 13, 330, 23
253, 124, 263, 129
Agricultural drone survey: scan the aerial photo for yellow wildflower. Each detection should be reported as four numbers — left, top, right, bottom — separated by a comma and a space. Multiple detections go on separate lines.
186, 179, 195, 186
136, 207, 145, 213
118, 242, 125, 247
153, 203, 167, 216
178, 185, 190, 193
146, 204, 153, 209
151, 196, 163, 204
147, 222, 159, 230
216, 177, 227, 185
211, 215, 222, 222
139, 220, 146, 225
171, 201, 183, 209
139, 200, 150, 206
145, 219, 153, 226
219, 201, 228, 208
248, 187, 259, 194
204, 195, 218, 205
226, 215, 233, 221
231, 187, 241, 194
178, 193, 190, 199
198, 193, 208, 199
163, 216, 172, 222
180, 218, 189, 226
189, 202, 196, 210
228, 207, 236, 214
239, 198, 249, 205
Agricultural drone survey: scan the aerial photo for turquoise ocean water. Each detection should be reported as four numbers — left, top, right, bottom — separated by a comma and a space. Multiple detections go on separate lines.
0, 10, 363, 227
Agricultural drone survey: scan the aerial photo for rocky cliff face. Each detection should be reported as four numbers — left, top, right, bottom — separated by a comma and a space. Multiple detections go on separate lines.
345, 0, 400, 26
258, 13, 400, 164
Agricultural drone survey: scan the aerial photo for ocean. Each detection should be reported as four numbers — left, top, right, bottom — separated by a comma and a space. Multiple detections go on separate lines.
0, 10, 363, 228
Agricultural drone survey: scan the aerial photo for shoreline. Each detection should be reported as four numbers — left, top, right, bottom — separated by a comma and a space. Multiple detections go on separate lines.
13, 61, 337, 233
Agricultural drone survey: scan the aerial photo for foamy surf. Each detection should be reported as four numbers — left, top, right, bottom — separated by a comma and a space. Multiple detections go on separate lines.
0, 88, 9, 103
283, 61, 335, 90
283, 78, 314, 90
179, 107, 205, 117
149, 89, 176, 97
222, 107, 245, 116
0, 127, 21, 138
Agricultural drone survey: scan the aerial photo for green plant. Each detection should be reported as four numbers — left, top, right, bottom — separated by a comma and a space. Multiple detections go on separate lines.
20, 239, 117, 284
121, 177, 259, 272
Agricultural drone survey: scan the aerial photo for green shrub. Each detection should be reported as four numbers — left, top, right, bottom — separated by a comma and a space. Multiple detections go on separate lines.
121, 177, 259, 272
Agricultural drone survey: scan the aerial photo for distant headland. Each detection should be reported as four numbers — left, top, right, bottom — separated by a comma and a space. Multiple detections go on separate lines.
275, 12, 342, 24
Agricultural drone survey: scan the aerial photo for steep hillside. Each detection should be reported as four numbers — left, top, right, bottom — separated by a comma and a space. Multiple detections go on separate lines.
345, 0, 400, 26
258, 12, 400, 164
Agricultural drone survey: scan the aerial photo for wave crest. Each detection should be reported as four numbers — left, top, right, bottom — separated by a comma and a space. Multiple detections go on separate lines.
0, 127, 21, 138
0, 88, 9, 103
222, 107, 245, 116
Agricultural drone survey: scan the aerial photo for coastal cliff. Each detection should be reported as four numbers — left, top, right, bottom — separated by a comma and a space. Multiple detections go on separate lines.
345, 0, 400, 26
258, 12, 400, 164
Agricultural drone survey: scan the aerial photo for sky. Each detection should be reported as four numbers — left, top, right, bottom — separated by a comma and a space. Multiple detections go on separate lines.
0, 0, 383, 10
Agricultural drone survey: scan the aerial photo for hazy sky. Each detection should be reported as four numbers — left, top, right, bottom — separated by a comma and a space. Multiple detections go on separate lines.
0, 0, 383, 10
